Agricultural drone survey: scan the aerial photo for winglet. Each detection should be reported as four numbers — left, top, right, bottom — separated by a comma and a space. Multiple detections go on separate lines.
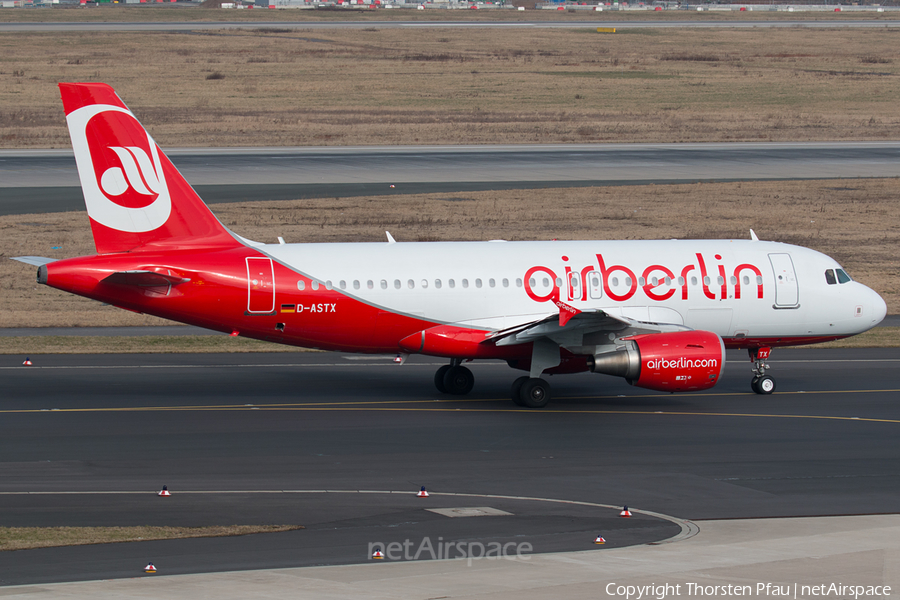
554, 299, 581, 327
750, 229, 759, 242
386, 231, 396, 244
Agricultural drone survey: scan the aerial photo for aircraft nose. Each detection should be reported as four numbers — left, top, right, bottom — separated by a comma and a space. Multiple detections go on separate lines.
871, 288, 887, 326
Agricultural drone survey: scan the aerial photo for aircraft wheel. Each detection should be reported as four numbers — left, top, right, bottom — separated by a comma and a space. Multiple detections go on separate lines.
755, 375, 776, 395
519, 378, 551, 409
443, 366, 474, 395
511, 376, 529, 406
750, 376, 760, 394
434, 365, 451, 394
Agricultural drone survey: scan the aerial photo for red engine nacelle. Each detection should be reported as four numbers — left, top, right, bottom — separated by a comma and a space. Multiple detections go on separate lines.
588, 330, 725, 393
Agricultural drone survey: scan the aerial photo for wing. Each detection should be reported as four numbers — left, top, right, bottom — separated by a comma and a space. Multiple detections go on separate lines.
486, 305, 691, 353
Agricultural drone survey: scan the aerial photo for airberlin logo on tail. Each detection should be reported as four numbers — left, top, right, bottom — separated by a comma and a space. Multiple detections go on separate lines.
100, 146, 162, 201
66, 104, 172, 233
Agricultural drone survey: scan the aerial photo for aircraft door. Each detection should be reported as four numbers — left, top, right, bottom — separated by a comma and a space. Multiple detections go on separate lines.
768, 253, 799, 307
587, 271, 603, 299
246, 256, 275, 314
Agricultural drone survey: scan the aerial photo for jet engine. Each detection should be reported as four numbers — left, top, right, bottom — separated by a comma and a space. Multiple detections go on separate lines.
587, 330, 725, 392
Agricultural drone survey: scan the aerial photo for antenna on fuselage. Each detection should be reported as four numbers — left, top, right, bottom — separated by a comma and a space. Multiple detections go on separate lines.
386, 231, 396, 244
750, 229, 760, 242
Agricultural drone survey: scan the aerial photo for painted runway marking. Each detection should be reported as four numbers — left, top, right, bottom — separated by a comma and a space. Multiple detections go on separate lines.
3, 389, 900, 424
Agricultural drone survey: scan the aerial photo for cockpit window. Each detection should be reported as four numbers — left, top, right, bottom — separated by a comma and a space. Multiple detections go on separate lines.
836, 269, 852, 284
825, 269, 836, 285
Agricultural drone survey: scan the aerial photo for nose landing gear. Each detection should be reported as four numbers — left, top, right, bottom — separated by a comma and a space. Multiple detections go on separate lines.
749, 347, 775, 394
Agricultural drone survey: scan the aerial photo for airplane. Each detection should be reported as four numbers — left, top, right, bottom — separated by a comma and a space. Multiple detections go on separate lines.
12, 83, 887, 408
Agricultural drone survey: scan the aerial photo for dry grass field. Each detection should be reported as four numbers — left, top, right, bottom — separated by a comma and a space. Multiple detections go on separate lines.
2, 26, 900, 147
0, 524, 303, 551
0, 23, 897, 349
3, 177, 899, 332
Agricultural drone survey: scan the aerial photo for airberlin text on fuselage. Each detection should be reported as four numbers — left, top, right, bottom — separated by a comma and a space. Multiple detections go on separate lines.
524, 253, 764, 304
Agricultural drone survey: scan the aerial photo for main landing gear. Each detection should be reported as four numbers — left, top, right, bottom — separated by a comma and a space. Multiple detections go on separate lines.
434, 360, 474, 396
432, 361, 552, 409
511, 376, 551, 409
749, 347, 775, 395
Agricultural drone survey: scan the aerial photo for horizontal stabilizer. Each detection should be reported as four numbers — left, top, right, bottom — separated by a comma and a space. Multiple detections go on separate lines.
102, 270, 191, 287
11, 256, 58, 267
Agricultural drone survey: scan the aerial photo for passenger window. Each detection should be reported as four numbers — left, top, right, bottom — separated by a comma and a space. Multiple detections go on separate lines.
449, 279, 455, 289
489, 278, 496, 288
836, 269, 852, 284
311, 281, 319, 291
742, 276, 750, 286
353, 280, 360, 290
729, 276, 737, 286
717, 276, 724, 286
665, 277, 672, 286
612, 277, 619, 287
825, 269, 837, 285
421, 279, 428, 289
502, 278, 509, 288
516, 278, 523, 288
475, 278, 482, 288
625, 277, 632, 287
408, 279, 415, 289
529, 278, 536, 288
543, 278, 550, 288
691, 276, 698, 286
380, 280, 387, 290
339, 280, 346, 290
325, 280, 333, 290
638, 277, 645, 287
394, 279, 401, 289
297, 280, 306, 291
756, 276, 763, 285
367, 280, 374, 289
435, 279, 442, 289
462, 279, 469, 289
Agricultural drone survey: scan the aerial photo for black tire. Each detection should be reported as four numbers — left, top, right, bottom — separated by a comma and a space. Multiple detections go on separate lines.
519, 378, 551, 409
443, 366, 475, 395
750, 376, 761, 394
434, 365, 451, 394
756, 375, 776, 395
511, 376, 529, 406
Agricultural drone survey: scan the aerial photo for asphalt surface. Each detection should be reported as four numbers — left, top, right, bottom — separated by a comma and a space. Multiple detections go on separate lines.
1, 347, 899, 585
2, 20, 900, 33
3, 142, 900, 215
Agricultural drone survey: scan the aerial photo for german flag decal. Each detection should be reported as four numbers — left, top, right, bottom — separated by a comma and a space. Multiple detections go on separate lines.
280, 304, 296, 313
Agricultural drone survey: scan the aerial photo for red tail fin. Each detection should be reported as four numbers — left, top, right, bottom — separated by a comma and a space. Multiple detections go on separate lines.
60, 83, 239, 255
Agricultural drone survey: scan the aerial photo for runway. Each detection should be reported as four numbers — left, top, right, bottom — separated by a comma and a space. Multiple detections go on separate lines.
3, 142, 900, 215
1, 347, 899, 585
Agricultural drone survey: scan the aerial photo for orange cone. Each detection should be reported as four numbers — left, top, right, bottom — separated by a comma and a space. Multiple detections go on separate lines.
23, 358, 32, 366
372, 548, 385, 559
593, 535, 606, 544
144, 562, 157, 573
158, 485, 170, 497
619, 506, 632, 518
416, 486, 429, 498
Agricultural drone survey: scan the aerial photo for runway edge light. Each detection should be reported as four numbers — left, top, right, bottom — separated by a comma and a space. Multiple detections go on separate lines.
593, 535, 606, 544
417, 486, 429, 498
620, 506, 632, 518
372, 548, 385, 559
144, 562, 157, 573
158, 485, 170, 497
